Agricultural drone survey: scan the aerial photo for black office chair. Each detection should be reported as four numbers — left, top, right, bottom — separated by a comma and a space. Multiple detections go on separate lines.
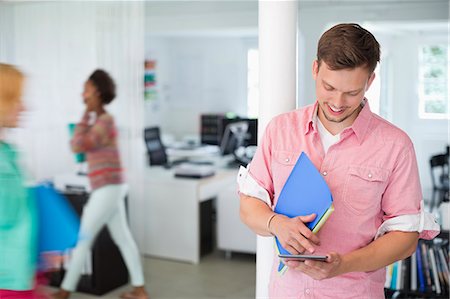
144, 127, 168, 166
429, 146, 449, 212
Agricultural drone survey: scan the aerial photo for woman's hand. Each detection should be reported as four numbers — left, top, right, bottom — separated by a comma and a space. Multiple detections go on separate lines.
270, 213, 320, 254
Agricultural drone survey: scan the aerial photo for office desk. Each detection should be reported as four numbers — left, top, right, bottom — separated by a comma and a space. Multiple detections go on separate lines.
142, 166, 236, 264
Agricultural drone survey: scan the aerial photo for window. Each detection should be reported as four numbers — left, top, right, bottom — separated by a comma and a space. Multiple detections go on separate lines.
418, 44, 449, 119
247, 48, 259, 118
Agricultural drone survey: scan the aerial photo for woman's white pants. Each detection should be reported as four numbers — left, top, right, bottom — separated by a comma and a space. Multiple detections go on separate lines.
61, 184, 144, 291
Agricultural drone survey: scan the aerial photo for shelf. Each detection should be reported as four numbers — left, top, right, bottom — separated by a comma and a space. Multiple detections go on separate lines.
385, 229, 449, 299
385, 288, 448, 299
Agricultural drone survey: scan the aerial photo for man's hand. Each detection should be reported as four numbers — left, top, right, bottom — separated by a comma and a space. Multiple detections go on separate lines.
270, 213, 320, 254
285, 252, 343, 280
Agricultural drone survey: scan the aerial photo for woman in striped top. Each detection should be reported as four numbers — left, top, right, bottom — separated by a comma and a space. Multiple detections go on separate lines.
52, 70, 148, 299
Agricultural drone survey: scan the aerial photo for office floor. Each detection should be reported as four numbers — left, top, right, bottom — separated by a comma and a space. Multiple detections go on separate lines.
47, 251, 256, 299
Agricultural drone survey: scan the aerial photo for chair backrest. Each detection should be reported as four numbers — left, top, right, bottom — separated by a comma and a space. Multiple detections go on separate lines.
430, 153, 449, 190
220, 121, 249, 156
144, 127, 167, 166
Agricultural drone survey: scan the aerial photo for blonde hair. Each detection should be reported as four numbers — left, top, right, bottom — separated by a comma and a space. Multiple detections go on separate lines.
0, 63, 24, 118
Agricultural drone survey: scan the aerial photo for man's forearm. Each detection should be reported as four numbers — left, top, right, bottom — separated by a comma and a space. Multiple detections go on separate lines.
339, 231, 419, 274
240, 194, 275, 236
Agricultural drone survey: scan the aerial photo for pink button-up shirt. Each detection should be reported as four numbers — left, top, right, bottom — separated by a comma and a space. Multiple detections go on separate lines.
248, 102, 422, 299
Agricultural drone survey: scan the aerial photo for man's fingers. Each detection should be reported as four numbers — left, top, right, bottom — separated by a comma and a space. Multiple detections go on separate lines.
285, 260, 302, 268
288, 238, 306, 254
297, 226, 321, 245
294, 215, 321, 245
285, 244, 301, 255
297, 213, 316, 223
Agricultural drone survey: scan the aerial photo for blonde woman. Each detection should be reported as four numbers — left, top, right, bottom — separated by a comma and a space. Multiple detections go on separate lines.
0, 64, 43, 298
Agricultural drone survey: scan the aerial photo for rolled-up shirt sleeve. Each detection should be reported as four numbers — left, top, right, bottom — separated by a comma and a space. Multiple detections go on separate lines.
237, 121, 275, 208
378, 143, 440, 240
375, 201, 440, 240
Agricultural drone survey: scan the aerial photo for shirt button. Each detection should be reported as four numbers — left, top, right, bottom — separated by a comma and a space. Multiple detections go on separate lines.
368, 173, 372, 179
322, 171, 327, 176
305, 288, 311, 294
285, 158, 290, 163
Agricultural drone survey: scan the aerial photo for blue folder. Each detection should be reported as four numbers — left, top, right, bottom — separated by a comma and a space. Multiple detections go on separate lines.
416, 243, 426, 292
274, 152, 334, 273
34, 184, 80, 253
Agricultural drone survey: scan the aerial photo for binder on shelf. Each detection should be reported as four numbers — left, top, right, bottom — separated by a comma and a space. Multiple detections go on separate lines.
429, 247, 442, 294
411, 251, 417, 291
273, 152, 334, 274
404, 256, 411, 291
385, 263, 394, 288
397, 260, 404, 290
416, 243, 426, 293
391, 262, 398, 290
437, 248, 449, 287
434, 248, 447, 294
420, 242, 434, 292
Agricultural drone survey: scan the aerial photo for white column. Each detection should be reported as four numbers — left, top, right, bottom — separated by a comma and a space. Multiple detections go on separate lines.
257, 0, 298, 298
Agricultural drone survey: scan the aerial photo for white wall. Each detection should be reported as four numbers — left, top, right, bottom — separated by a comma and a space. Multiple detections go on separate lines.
145, 36, 252, 139
4, 2, 98, 179
145, 1, 257, 35
0, 1, 146, 243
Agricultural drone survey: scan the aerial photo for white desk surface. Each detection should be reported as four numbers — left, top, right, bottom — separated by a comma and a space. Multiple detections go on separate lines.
144, 165, 236, 202
166, 144, 220, 159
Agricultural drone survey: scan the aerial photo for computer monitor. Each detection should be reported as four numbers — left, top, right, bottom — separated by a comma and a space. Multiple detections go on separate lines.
220, 121, 249, 156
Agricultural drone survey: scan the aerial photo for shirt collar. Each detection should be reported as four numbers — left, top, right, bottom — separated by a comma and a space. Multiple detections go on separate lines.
304, 102, 319, 135
304, 99, 373, 144
348, 98, 373, 144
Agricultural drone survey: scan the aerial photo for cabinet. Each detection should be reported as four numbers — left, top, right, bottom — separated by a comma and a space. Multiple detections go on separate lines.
141, 167, 236, 263
217, 181, 256, 255
48, 192, 129, 296
385, 230, 449, 299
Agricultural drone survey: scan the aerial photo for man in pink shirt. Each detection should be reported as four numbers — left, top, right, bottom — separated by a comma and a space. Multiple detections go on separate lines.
238, 23, 439, 298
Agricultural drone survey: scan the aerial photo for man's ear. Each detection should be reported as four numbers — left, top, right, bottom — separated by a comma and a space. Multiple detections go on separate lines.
366, 72, 376, 91
312, 60, 319, 80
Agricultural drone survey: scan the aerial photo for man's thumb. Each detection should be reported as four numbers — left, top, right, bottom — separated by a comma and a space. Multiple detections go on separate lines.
297, 213, 316, 222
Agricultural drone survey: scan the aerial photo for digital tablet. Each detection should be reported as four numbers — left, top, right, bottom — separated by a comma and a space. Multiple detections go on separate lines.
278, 254, 328, 261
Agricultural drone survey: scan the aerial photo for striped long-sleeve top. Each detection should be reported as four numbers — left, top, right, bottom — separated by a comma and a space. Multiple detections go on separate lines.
70, 112, 123, 190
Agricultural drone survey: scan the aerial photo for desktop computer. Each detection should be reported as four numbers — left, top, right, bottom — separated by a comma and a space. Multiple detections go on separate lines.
200, 113, 257, 147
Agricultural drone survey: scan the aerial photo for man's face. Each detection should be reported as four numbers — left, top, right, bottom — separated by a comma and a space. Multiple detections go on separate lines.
312, 60, 375, 134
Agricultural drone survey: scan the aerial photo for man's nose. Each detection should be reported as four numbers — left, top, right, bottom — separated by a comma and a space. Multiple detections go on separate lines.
330, 93, 345, 108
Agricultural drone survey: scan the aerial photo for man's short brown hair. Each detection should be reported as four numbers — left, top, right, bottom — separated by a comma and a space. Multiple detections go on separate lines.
317, 23, 380, 74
